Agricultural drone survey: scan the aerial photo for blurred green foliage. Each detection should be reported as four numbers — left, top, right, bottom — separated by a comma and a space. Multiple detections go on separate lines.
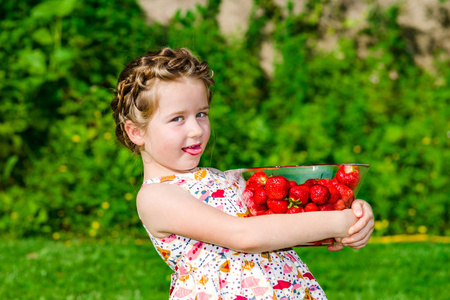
1, 0, 448, 239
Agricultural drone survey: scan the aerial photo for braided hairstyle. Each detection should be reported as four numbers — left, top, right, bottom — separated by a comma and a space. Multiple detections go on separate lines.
111, 48, 215, 154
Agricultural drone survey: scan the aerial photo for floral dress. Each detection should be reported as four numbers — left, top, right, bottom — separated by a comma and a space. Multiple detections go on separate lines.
140, 168, 327, 299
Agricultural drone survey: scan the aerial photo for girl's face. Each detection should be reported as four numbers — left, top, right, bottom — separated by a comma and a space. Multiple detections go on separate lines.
142, 77, 210, 177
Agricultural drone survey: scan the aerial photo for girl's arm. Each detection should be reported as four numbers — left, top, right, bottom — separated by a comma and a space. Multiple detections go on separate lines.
137, 183, 357, 253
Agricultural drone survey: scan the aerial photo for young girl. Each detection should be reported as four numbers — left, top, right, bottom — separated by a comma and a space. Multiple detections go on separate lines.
111, 47, 374, 299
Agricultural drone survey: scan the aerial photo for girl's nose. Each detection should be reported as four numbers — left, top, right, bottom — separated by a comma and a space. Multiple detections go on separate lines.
187, 119, 203, 137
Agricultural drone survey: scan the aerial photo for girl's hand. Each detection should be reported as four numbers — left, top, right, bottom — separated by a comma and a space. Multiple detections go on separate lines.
327, 199, 374, 251
340, 199, 374, 249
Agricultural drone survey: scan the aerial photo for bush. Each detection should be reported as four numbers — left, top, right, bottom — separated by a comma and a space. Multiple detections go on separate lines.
265, 4, 449, 236
1, 0, 448, 239
0, 0, 163, 238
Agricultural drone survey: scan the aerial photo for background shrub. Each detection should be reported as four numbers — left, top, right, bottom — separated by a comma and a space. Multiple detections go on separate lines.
1, 0, 448, 239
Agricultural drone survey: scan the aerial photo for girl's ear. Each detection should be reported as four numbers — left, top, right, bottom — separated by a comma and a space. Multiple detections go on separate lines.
124, 120, 145, 146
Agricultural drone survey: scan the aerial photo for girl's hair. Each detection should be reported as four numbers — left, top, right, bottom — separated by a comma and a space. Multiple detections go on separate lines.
111, 47, 215, 154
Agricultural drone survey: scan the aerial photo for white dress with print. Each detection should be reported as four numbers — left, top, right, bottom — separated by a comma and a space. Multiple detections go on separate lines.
140, 168, 327, 299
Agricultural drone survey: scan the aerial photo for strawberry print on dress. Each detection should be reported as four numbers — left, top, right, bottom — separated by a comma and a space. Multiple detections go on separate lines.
140, 168, 327, 299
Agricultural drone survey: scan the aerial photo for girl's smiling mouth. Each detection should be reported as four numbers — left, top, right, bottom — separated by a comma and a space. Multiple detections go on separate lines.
182, 144, 203, 155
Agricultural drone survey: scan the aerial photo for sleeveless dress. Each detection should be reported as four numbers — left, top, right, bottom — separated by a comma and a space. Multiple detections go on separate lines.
140, 168, 327, 300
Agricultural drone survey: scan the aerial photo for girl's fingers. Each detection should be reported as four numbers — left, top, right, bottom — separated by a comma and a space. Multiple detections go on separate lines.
351, 199, 364, 218
342, 228, 374, 248
343, 224, 373, 243
348, 202, 374, 235
348, 215, 369, 235
327, 242, 344, 252
347, 235, 371, 249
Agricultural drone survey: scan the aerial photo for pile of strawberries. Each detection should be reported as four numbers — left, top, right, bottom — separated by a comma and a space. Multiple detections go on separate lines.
242, 165, 361, 216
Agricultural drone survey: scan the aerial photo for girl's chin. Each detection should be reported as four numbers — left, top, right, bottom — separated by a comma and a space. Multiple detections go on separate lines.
175, 159, 202, 172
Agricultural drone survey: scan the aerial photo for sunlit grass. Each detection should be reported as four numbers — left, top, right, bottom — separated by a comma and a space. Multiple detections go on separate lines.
298, 242, 448, 299
0, 239, 171, 299
0, 239, 448, 299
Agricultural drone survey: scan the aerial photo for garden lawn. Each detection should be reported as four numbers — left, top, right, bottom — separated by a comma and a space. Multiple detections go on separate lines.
0, 239, 448, 299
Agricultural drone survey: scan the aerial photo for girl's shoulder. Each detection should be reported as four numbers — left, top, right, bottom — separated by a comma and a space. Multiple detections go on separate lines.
136, 167, 228, 217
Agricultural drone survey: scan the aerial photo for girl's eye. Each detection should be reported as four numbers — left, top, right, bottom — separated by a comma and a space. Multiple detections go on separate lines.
171, 116, 183, 122
197, 112, 208, 118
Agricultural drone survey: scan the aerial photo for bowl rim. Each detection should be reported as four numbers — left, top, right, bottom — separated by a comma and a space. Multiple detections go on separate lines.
227, 163, 370, 173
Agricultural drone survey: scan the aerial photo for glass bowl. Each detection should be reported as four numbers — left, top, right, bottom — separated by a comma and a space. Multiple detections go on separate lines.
225, 164, 369, 246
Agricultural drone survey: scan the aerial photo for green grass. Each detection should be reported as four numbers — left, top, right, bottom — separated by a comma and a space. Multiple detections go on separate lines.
0, 239, 448, 299
297, 243, 449, 299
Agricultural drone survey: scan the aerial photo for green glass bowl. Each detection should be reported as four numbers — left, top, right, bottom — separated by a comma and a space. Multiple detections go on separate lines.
225, 164, 370, 247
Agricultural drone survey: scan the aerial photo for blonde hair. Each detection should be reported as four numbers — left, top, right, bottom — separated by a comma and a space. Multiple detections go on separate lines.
111, 47, 215, 154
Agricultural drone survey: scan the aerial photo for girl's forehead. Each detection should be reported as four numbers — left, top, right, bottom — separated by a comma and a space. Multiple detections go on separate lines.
159, 78, 207, 99
154, 78, 208, 112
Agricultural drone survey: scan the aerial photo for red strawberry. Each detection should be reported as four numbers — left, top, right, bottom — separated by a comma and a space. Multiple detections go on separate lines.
286, 205, 304, 214
317, 178, 332, 185
254, 203, 268, 211
304, 202, 319, 212
310, 184, 331, 205
317, 178, 340, 204
334, 199, 346, 210
304, 178, 318, 187
289, 180, 298, 188
248, 202, 268, 216
319, 203, 335, 211
331, 177, 339, 185
241, 188, 254, 206
265, 176, 290, 200
253, 188, 268, 205
288, 184, 310, 206
252, 211, 265, 216
267, 198, 289, 214
334, 183, 355, 207
246, 171, 268, 190
335, 165, 360, 190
